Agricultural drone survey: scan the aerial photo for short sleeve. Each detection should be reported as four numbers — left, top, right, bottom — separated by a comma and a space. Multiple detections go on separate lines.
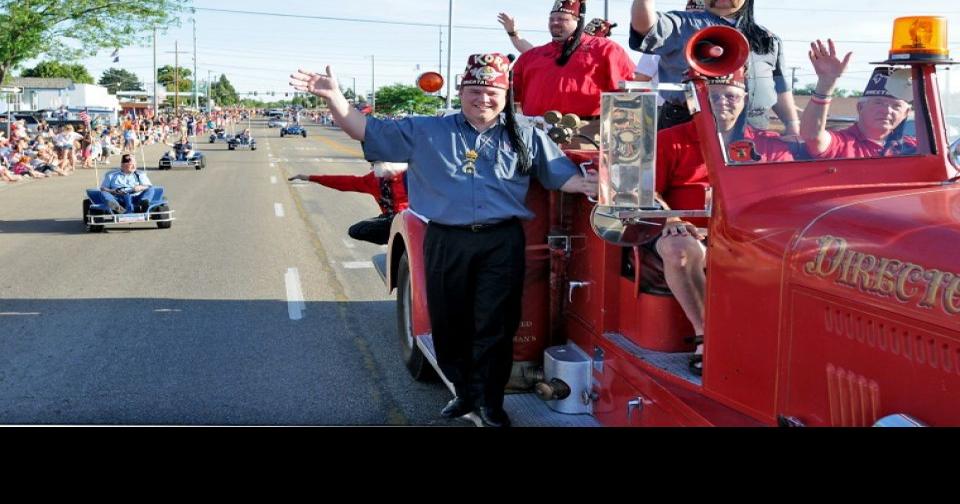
529, 128, 578, 190
361, 116, 419, 163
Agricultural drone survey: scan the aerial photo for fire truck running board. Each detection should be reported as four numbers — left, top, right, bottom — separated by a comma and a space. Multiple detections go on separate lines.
604, 333, 703, 387
417, 334, 601, 427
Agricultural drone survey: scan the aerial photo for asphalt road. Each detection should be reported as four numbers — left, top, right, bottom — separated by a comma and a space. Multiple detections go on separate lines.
0, 118, 452, 425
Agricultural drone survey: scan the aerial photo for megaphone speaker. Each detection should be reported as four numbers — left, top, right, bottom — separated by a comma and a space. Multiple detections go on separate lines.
684, 25, 750, 78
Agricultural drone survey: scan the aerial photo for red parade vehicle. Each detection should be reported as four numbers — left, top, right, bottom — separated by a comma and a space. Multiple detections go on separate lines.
375, 17, 960, 427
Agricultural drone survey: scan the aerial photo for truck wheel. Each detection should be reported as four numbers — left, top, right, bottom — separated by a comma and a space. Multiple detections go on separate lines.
84, 199, 104, 233
396, 253, 436, 381
153, 204, 172, 229
301, 131, 307, 138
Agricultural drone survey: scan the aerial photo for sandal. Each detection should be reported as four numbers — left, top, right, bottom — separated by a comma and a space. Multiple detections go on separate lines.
688, 353, 703, 377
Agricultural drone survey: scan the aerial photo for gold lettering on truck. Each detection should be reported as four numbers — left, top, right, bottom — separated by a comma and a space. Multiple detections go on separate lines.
802, 235, 958, 317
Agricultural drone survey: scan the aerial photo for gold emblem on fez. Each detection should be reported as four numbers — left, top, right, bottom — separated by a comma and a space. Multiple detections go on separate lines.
472, 66, 504, 82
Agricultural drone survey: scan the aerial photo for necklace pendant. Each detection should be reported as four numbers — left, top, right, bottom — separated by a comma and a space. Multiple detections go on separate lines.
463, 161, 476, 175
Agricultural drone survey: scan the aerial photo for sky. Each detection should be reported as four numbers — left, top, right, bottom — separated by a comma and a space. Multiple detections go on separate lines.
38, 0, 960, 109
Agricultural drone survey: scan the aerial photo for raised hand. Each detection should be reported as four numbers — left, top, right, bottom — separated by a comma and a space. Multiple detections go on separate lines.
497, 12, 517, 33
290, 66, 340, 100
808, 39, 852, 81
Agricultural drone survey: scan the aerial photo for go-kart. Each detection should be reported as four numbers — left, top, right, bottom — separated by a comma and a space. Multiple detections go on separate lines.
228, 134, 257, 151
209, 128, 230, 143
159, 142, 206, 170
82, 187, 174, 232
280, 123, 307, 138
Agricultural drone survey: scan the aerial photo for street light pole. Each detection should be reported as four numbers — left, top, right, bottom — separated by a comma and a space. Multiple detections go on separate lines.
446, 0, 454, 109
208, 70, 213, 111
371, 55, 376, 113
153, 27, 158, 116
193, 17, 199, 109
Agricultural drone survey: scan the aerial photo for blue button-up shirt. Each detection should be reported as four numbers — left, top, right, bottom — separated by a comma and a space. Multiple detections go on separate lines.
101, 169, 151, 194
630, 11, 791, 129
362, 113, 578, 226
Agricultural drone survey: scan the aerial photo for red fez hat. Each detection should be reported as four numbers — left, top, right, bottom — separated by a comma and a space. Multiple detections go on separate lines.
551, 0, 582, 19
460, 53, 511, 89
584, 18, 616, 38
706, 66, 747, 90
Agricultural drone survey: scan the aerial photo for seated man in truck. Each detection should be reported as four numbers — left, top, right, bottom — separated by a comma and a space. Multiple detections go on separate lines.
801, 39, 916, 159
652, 66, 793, 376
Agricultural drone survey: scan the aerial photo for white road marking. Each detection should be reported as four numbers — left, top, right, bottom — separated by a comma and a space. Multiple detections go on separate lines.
285, 267, 306, 320
154, 309, 182, 313
270, 176, 277, 184
0, 312, 41, 316
274, 203, 285, 217
341, 239, 355, 249
342, 261, 374, 269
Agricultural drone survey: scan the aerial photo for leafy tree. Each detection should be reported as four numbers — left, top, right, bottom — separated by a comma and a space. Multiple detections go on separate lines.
794, 84, 817, 96
209, 74, 239, 106
21, 60, 94, 83
99, 67, 144, 94
0, 0, 187, 85
373, 83, 442, 116
157, 65, 192, 92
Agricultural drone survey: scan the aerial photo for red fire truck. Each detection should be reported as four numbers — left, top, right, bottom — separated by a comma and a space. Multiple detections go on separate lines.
375, 17, 960, 427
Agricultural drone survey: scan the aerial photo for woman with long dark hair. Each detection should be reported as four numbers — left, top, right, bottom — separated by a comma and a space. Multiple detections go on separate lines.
630, 0, 800, 134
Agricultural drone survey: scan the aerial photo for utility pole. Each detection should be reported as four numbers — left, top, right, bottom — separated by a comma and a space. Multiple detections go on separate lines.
166, 42, 190, 115
371, 55, 376, 113
790, 66, 800, 90
438, 25, 443, 76
193, 17, 199, 109
352, 77, 357, 103
208, 70, 213, 111
446, 0, 454, 109
604, 0, 609, 20
152, 27, 158, 116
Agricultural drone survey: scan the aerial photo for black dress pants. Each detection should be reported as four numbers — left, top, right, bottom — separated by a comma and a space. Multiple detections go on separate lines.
423, 219, 525, 410
347, 214, 393, 245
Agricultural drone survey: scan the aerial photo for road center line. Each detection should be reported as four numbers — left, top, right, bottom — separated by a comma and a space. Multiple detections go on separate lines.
285, 267, 306, 320
270, 176, 277, 184
274, 203, 285, 217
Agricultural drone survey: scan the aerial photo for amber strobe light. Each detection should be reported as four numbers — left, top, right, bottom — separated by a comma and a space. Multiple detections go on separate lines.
889, 16, 949, 61
416, 72, 444, 93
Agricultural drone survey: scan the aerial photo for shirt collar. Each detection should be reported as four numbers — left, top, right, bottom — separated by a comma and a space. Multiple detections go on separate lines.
458, 112, 505, 134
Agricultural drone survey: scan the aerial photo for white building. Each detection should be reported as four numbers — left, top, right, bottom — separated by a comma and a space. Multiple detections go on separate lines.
2, 78, 121, 125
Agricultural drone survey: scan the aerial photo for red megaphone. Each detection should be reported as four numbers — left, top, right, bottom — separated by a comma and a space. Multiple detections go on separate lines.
684, 25, 750, 77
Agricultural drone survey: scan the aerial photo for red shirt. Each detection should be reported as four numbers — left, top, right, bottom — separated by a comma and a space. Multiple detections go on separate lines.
656, 122, 794, 227
813, 124, 918, 159
308, 171, 408, 215
513, 34, 635, 117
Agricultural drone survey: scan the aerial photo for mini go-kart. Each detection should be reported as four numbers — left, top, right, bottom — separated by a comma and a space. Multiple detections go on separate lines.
209, 128, 230, 143
159, 142, 206, 170
82, 187, 174, 232
228, 135, 257, 151
280, 123, 307, 138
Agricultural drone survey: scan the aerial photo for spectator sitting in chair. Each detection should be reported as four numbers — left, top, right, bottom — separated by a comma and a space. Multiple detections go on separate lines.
99, 154, 155, 214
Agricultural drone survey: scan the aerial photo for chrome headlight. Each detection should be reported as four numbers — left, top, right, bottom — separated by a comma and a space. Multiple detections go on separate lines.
949, 138, 960, 174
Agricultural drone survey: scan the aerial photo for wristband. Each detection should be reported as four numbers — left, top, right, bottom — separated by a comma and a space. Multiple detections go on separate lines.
810, 96, 832, 105
507, 31, 518, 37
812, 91, 832, 100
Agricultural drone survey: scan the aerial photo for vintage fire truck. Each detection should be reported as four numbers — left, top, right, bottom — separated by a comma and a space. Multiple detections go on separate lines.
375, 17, 960, 427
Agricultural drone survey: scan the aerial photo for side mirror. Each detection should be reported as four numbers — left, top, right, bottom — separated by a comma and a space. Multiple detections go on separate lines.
949, 137, 960, 174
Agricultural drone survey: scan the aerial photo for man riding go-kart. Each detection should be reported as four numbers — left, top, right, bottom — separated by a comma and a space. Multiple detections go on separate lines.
159, 135, 206, 170
228, 128, 257, 150
280, 121, 307, 138
83, 153, 173, 232
209, 126, 229, 143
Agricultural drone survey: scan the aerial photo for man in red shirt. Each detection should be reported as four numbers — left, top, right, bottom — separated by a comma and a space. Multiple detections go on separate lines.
652, 66, 793, 375
289, 162, 408, 245
801, 39, 916, 159
512, 1, 635, 119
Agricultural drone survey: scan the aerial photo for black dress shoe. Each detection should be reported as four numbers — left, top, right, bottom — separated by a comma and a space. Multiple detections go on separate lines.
440, 397, 473, 418
477, 407, 511, 428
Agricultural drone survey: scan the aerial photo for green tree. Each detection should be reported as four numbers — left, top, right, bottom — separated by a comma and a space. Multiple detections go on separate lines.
794, 84, 817, 96
20, 60, 94, 83
373, 83, 442, 116
0, 0, 187, 85
209, 74, 239, 106
157, 65, 192, 92
98, 67, 144, 94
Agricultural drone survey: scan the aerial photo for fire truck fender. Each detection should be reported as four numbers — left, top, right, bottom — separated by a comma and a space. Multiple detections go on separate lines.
386, 210, 432, 338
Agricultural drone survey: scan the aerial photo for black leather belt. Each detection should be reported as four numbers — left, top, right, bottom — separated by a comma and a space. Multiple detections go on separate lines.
431, 218, 518, 232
